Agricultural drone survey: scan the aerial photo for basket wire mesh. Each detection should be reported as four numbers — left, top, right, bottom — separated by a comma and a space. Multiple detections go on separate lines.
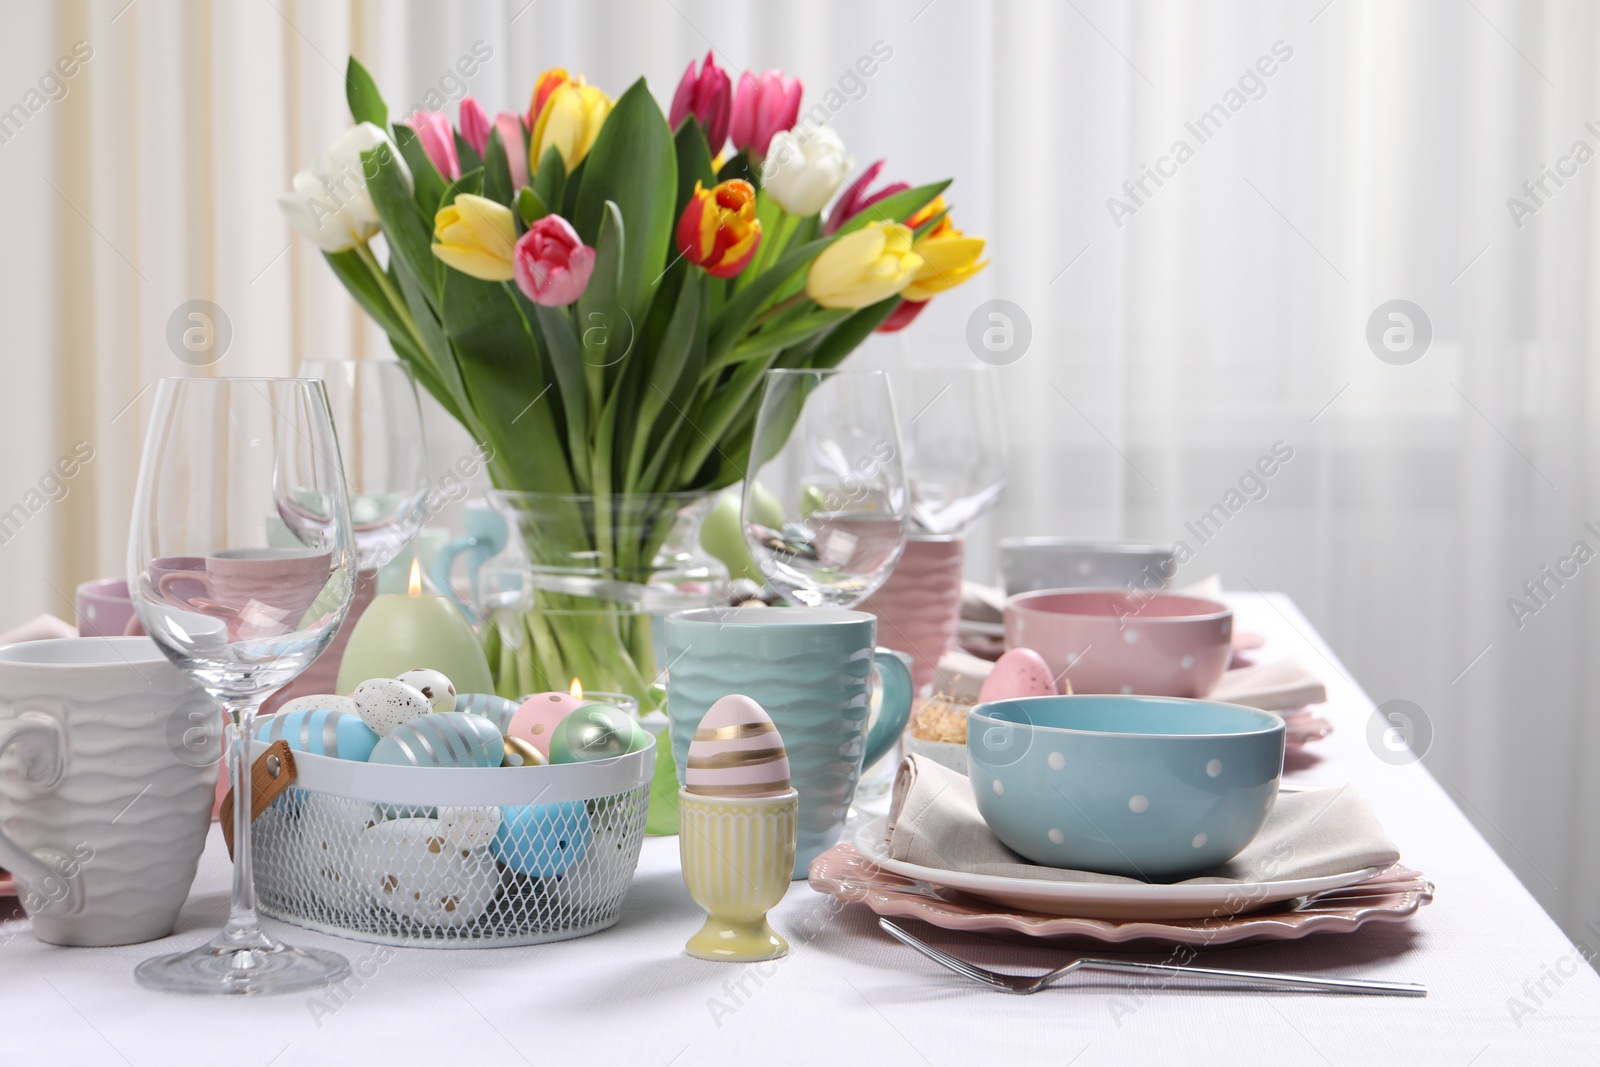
250, 749, 652, 948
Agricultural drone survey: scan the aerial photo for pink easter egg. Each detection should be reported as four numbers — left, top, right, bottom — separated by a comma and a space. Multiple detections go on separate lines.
508, 691, 585, 757
685, 694, 791, 798
978, 647, 1058, 703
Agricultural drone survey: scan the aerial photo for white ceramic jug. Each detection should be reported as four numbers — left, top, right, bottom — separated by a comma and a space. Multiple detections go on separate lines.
0, 637, 220, 946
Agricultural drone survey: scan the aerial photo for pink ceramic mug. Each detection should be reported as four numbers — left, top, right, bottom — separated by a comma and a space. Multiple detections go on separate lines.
157, 548, 333, 636
859, 535, 965, 694
74, 579, 142, 639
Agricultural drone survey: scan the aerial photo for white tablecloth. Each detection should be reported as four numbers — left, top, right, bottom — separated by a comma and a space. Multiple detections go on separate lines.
3, 593, 1597, 1065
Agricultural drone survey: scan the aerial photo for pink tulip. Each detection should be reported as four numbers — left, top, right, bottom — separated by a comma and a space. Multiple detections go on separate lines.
728, 69, 801, 158
513, 214, 596, 306
405, 109, 460, 181
669, 51, 733, 153
459, 97, 491, 156
825, 160, 910, 234
494, 112, 529, 189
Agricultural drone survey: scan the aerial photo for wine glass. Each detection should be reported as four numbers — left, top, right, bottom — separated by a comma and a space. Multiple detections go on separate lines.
300, 359, 430, 573
895, 364, 1008, 534
741, 369, 909, 607
128, 377, 356, 995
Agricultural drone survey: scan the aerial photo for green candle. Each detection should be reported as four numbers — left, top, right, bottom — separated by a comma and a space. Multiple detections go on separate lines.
334, 560, 493, 695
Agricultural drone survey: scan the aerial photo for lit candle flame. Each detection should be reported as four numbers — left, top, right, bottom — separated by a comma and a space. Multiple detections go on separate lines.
569, 678, 583, 700
408, 558, 422, 597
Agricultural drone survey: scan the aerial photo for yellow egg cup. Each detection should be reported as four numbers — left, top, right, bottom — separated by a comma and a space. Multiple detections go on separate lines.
678, 789, 798, 962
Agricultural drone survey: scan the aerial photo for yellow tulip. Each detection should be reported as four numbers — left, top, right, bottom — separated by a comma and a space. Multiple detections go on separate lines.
901, 197, 988, 301
531, 83, 612, 172
805, 221, 923, 310
431, 193, 518, 281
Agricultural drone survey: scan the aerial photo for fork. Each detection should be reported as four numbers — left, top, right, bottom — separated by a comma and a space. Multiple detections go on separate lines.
878, 918, 1427, 997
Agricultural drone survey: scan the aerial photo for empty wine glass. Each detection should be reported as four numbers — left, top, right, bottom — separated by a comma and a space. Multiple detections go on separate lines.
128, 377, 355, 995
300, 359, 429, 572
742, 369, 909, 607
894, 364, 1008, 533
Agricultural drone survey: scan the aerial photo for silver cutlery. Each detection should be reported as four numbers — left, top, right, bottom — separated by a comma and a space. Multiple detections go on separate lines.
878, 918, 1427, 997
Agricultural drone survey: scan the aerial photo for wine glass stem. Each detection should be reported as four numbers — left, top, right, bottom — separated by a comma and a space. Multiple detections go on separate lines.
218, 695, 272, 952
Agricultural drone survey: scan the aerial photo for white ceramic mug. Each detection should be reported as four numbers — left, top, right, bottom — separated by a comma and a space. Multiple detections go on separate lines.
0, 637, 221, 946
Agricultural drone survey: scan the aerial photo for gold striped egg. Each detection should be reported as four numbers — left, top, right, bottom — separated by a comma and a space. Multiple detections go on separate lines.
685, 694, 791, 798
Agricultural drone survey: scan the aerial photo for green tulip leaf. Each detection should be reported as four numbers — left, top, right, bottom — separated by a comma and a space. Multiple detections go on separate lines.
673, 116, 716, 218
440, 269, 573, 494
482, 128, 515, 210
345, 57, 388, 129
517, 187, 548, 226
362, 142, 440, 314
455, 132, 483, 175
574, 78, 676, 333
532, 145, 565, 219
529, 302, 592, 490
627, 270, 704, 491
437, 169, 484, 209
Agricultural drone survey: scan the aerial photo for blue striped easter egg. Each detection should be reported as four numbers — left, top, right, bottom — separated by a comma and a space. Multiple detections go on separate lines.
452, 692, 521, 734
254, 707, 380, 762
368, 711, 503, 768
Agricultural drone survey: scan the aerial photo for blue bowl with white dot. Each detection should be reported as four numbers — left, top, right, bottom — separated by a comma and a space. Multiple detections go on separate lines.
966, 695, 1285, 880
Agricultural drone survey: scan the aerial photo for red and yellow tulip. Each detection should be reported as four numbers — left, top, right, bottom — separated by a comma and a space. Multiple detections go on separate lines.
901, 197, 988, 302
675, 179, 762, 278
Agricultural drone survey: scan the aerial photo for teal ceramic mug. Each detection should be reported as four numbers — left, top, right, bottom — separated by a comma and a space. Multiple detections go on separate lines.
665, 607, 914, 878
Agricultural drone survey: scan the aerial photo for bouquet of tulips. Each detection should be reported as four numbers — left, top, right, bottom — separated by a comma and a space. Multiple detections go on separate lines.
279, 52, 986, 700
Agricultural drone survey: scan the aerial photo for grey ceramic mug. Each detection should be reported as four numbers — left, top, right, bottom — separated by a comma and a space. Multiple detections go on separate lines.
664, 608, 913, 878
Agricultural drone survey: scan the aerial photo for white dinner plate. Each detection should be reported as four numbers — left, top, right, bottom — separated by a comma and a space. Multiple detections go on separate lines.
853, 817, 1381, 920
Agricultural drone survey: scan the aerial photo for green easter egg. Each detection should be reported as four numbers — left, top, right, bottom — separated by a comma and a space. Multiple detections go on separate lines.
549, 705, 652, 764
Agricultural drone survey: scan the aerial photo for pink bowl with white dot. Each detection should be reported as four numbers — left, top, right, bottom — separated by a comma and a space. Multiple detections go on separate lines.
1004, 589, 1232, 698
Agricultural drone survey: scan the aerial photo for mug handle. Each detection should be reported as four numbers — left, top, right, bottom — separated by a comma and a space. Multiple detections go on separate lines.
863, 647, 915, 769
157, 568, 213, 607
429, 535, 482, 618
0, 711, 80, 917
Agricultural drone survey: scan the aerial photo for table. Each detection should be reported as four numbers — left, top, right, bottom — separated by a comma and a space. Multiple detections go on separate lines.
2, 593, 1597, 1065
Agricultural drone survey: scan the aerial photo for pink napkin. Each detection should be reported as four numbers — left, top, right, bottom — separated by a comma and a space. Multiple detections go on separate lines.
0, 613, 77, 644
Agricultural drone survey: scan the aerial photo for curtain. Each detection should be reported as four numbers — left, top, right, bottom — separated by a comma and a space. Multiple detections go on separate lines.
2, 0, 1596, 947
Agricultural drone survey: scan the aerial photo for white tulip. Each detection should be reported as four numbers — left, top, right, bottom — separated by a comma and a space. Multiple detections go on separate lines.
761, 127, 852, 217
277, 122, 412, 252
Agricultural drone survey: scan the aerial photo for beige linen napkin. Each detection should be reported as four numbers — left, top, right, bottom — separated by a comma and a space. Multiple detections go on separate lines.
1208, 658, 1327, 711
886, 755, 1398, 886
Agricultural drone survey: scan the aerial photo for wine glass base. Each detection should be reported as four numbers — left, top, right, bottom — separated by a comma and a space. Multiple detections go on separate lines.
135, 937, 350, 996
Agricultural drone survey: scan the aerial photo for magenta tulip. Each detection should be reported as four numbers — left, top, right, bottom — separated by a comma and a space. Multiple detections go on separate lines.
728, 69, 801, 158
670, 51, 733, 153
405, 109, 460, 181
513, 214, 595, 306
825, 160, 910, 235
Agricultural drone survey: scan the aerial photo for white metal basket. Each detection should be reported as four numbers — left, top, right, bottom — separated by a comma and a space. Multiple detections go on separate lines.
248, 740, 654, 948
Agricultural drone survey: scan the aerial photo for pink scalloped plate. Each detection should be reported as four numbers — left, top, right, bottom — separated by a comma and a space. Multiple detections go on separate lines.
1281, 706, 1334, 748
0, 871, 13, 898
809, 845, 1432, 947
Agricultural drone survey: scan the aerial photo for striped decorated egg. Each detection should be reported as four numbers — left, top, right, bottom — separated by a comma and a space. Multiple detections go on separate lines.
453, 692, 521, 734
685, 694, 791, 798
254, 707, 380, 762
368, 711, 503, 769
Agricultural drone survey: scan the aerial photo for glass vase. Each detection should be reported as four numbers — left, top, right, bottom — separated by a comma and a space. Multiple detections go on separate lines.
476, 492, 727, 708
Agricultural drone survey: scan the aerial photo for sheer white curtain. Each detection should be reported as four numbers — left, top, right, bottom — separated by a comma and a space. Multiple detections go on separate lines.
2, 0, 1596, 945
